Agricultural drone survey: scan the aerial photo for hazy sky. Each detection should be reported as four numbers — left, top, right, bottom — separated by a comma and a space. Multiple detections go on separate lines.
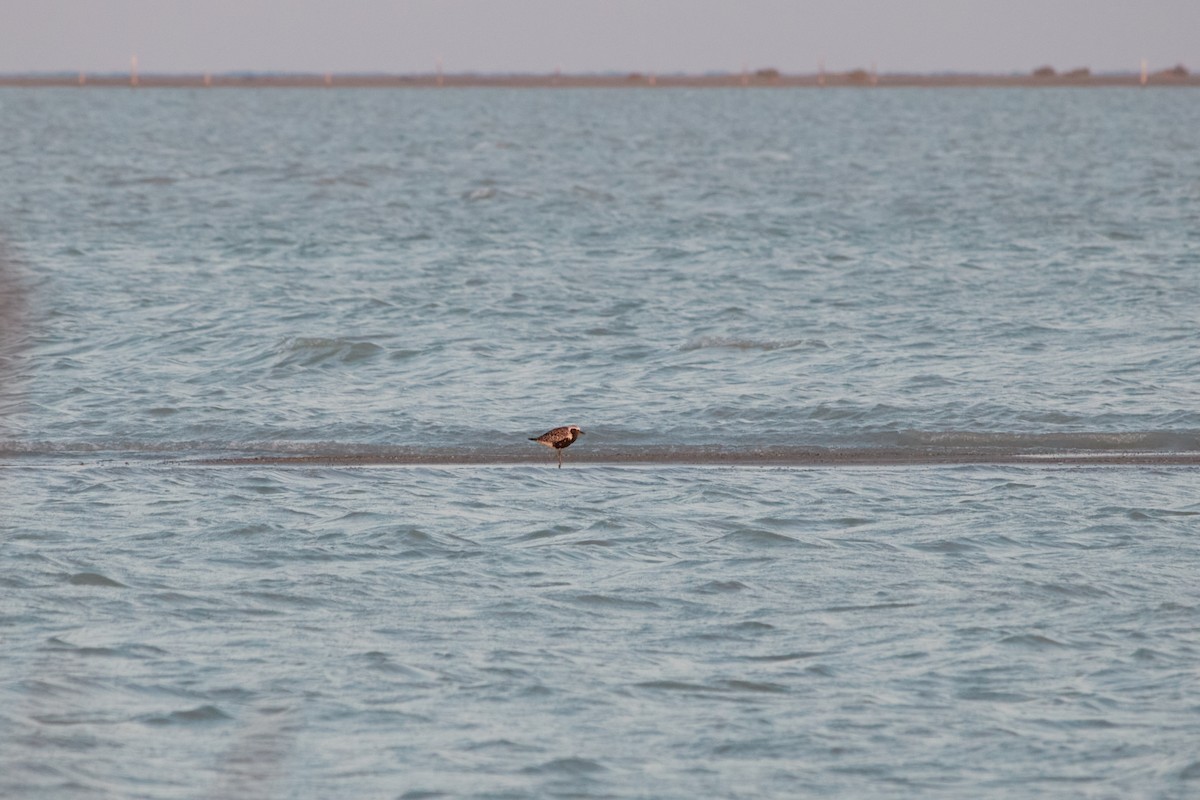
2, 0, 1197, 75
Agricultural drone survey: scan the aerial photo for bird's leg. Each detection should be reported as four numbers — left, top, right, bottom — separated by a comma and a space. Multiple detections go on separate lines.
557, 449, 563, 468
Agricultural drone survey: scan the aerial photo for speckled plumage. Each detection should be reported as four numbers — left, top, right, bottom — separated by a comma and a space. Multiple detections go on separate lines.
529, 425, 585, 467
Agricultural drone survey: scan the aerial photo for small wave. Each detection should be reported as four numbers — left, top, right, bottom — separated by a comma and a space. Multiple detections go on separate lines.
521, 757, 606, 776
718, 679, 789, 694
107, 174, 179, 187
273, 337, 385, 368
1121, 507, 1200, 520
571, 184, 616, 202
67, 572, 126, 588
714, 528, 812, 548
695, 580, 750, 593
565, 593, 661, 611
463, 186, 497, 201
141, 705, 232, 726
999, 633, 1069, 649
822, 601, 920, 614
634, 680, 710, 692
736, 651, 822, 663
681, 336, 816, 352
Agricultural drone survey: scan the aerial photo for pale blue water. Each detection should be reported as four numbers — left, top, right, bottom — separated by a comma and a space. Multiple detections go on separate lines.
2, 87, 1199, 798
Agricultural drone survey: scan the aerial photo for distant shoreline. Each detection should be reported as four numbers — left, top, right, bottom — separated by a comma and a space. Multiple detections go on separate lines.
2, 70, 1197, 89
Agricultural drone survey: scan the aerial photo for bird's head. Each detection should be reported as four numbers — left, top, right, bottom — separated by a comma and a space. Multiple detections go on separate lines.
568, 426, 585, 438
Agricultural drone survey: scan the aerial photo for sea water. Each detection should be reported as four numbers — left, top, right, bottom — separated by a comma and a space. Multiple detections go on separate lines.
1, 87, 1199, 798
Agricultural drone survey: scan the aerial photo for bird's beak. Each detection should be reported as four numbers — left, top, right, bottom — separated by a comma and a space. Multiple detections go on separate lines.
578, 430, 586, 435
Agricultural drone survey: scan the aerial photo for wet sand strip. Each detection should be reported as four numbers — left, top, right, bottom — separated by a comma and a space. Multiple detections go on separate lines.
179, 447, 1200, 468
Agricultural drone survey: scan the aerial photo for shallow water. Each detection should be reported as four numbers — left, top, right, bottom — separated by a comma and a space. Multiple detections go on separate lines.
1, 87, 1199, 451
1, 87, 1199, 798
5, 463, 1200, 798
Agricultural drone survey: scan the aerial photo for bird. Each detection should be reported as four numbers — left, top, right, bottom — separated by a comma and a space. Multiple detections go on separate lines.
529, 425, 585, 468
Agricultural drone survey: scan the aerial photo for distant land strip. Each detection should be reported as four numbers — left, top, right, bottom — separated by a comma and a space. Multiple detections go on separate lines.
2, 70, 1197, 89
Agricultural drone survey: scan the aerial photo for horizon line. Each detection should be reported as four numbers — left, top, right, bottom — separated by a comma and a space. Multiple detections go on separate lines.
1, 65, 1190, 78
3, 66, 1195, 89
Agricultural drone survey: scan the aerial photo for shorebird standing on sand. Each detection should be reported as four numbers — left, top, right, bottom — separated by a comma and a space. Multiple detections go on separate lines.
529, 425, 585, 468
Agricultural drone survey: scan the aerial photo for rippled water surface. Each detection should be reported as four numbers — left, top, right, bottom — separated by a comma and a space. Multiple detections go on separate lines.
1, 87, 1199, 798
